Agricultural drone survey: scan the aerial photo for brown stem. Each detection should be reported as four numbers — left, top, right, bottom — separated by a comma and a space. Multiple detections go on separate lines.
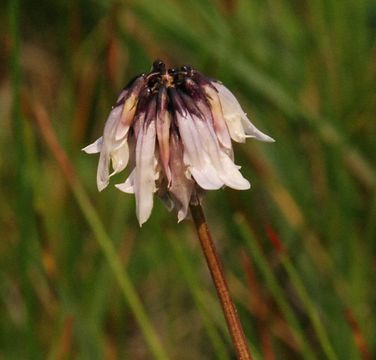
189, 201, 253, 360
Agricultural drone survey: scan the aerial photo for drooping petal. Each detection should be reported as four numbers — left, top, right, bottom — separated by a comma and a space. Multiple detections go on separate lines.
179, 90, 248, 190
223, 115, 247, 142
240, 116, 275, 142
170, 89, 222, 190
217, 151, 250, 190
197, 82, 233, 150
169, 132, 195, 222
212, 89, 247, 143
156, 86, 172, 184
213, 82, 274, 142
134, 98, 157, 226
190, 113, 250, 190
115, 168, 136, 193
114, 89, 128, 105
102, 105, 124, 143
110, 139, 129, 176
97, 150, 111, 191
115, 76, 147, 141
182, 79, 233, 162
155, 160, 174, 211
86, 84, 141, 191
95, 105, 124, 191
132, 88, 151, 142
82, 137, 103, 154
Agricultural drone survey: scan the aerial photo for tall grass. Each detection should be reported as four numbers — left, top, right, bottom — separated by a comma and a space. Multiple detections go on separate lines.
1, 0, 375, 358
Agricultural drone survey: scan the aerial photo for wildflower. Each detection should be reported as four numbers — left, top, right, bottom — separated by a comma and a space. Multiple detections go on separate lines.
83, 60, 274, 226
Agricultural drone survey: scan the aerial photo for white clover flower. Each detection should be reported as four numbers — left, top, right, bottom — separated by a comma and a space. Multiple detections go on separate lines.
83, 60, 274, 226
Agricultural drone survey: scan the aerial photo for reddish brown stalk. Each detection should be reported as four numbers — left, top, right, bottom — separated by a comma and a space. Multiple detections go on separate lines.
344, 308, 372, 360
55, 316, 74, 360
189, 201, 252, 360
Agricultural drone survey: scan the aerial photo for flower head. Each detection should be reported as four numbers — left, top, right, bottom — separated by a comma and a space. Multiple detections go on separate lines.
83, 60, 274, 226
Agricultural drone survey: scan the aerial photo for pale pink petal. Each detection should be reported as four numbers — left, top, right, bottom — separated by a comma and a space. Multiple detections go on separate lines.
188, 165, 223, 190
115, 94, 138, 141
115, 168, 135, 194
96, 150, 110, 191
240, 117, 275, 142
202, 84, 232, 150
115, 89, 128, 104
103, 106, 123, 142
82, 137, 103, 154
132, 111, 146, 143
156, 87, 172, 184
210, 87, 247, 143
95, 106, 124, 191
134, 119, 157, 226
115, 77, 147, 141
225, 116, 247, 142
169, 132, 194, 222
176, 111, 223, 189
213, 82, 273, 143
218, 151, 250, 190
155, 164, 174, 212
191, 114, 249, 190
110, 139, 129, 176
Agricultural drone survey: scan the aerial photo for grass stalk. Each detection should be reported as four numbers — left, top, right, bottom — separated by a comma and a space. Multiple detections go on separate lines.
280, 256, 338, 360
235, 215, 317, 360
167, 231, 229, 360
32, 102, 168, 360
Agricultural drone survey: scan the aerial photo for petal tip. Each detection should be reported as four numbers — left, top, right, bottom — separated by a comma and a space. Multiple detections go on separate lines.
97, 181, 109, 192
262, 134, 275, 143
136, 213, 149, 227
82, 137, 103, 154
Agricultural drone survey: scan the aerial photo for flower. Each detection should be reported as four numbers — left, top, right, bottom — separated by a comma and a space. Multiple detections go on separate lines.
83, 60, 274, 226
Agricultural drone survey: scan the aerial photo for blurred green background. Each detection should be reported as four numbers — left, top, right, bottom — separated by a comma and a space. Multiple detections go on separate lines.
1, 0, 375, 359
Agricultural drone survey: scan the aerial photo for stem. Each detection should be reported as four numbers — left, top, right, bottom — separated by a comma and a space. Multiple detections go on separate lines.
189, 201, 253, 360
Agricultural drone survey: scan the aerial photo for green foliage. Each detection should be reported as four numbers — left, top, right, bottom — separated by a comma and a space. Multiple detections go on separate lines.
1, 0, 375, 358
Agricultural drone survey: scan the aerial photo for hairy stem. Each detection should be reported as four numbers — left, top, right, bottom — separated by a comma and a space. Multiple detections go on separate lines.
190, 201, 252, 360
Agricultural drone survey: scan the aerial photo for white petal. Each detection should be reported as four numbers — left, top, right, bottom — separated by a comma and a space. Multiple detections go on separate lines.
202, 85, 232, 150
115, 93, 138, 141
115, 77, 147, 141
103, 106, 123, 140
96, 150, 110, 191
95, 106, 128, 191
241, 116, 275, 142
110, 139, 129, 176
169, 133, 194, 222
156, 109, 172, 184
176, 112, 223, 189
134, 121, 157, 226
189, 165, 223, 190
82, 137, 103, 154
191, 114, 250, 190
218, 152, 250, 190
177, 207, 188, 223
214, 83, 244, 114
115, 168, 135, 193
223, 113, 247, 143
214, 82, 274, 143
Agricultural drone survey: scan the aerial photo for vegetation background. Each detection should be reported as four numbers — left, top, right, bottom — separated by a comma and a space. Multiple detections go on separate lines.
1, 0, 375, 359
